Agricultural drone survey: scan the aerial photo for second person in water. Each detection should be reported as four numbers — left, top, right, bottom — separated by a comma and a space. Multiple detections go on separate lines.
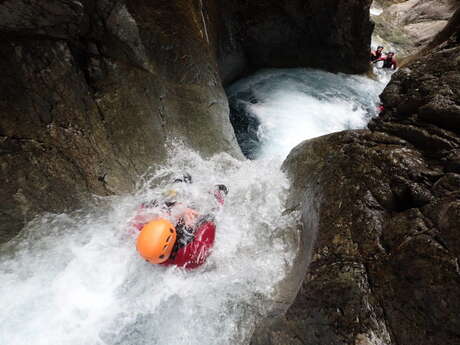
370, 46, 384, 62
371, 46, 398, 70
375, 51, 398, 70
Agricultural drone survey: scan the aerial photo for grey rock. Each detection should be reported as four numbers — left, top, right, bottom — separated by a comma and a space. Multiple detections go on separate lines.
252, 9, 460, 345
0, 0, 85, 38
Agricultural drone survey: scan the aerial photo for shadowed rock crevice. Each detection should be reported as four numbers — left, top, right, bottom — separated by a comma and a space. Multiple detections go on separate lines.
216, 0, 374, 85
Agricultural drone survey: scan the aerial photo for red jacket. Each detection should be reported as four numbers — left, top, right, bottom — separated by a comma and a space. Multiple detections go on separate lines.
132, 189, 225, 269
370, 50, 383, 61
377, 56, 397, 69
161, 220, 216, 269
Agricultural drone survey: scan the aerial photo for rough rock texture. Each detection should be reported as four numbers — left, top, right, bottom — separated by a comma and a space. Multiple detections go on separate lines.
373, 0, 459, 54
252, 16, 460, 345
217, 0, 374, 84
0, 0, 241, 243
387, 0, 458, 46
0, 0, 376, 242
376, 0, 406, 5
425, 5, 460, 51
227, 89, 261, 159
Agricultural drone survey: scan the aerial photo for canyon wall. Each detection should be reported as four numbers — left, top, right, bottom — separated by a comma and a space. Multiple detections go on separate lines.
373, 0, 459, 54
253, 10, 460, 345
216, 0, 373, 84
0, 0, 374, 242
0, 0, 240, 242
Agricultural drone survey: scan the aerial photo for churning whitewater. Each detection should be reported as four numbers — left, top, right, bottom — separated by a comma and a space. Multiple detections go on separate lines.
227, 68, 390, 159
0, 147, 299, 345
1, 67, 390, 345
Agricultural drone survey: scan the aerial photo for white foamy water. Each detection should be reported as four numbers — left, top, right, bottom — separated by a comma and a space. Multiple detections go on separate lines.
370, 1, 383, 16
227, 68, 389, 159
0, 147, 299, 345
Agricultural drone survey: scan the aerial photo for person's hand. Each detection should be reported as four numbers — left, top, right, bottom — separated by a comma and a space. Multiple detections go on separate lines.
183, 208, 199, 226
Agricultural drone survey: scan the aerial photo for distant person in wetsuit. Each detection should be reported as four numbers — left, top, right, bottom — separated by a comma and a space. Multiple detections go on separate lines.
370, 46, 384, 62
375, 52, 398, 70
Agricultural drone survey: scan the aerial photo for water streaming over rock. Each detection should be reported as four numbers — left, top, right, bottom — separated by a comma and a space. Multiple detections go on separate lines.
227, 68, 390, 159
1, 66, 391, 345
0, 147, 299, 345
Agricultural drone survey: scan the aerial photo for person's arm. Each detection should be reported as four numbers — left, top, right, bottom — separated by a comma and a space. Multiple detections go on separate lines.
393, 58, 398, 69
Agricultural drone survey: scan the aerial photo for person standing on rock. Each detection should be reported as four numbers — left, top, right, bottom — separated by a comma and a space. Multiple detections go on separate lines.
375, 51, 398, 70
370, 46, 384, 62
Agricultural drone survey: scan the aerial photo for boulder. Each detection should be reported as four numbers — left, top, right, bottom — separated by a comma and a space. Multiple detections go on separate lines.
373, 0, 459, 53
251, 12, 460, 345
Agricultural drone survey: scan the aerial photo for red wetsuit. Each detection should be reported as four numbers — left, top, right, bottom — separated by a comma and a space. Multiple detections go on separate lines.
377, 55, 398, 69
161, 219, 216, 269
370, 50, 383, 62
132, 188, 226, 269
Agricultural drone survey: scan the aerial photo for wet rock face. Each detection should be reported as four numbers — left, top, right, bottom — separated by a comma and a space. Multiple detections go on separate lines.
227, 90, 261, 159
373, 0, 458, 53
0, 0, 241, 242
372, 32, 460, 157
253, 22, 460, 345
279, 130, 460, 345
217, 0, 374, 84
0, 0, 86, 38
0, 0, 376, 242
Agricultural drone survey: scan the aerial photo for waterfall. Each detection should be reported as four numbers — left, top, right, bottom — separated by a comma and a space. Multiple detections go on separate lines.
227, 68, 390, 160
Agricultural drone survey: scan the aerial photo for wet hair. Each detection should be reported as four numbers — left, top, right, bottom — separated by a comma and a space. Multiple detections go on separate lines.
215, 184, 228, 195
377, 46, 384, 50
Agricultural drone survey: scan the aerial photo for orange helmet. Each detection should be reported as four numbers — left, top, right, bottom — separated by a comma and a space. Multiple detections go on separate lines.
136, 218, 176, 264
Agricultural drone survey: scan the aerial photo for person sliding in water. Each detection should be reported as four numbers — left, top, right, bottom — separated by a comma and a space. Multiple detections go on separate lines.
370, 46, 384, 62
374, 51, 398, 70
134, 174, 228, 269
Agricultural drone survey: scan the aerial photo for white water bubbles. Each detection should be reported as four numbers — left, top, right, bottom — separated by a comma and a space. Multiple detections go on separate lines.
227, 68, 388, 159
370, 2, 383, 16
0, 146, 298, 345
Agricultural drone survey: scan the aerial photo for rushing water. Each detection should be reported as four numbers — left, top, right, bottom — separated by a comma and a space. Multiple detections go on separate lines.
1, 66, 390, 345
227, 68, 390, 159
0, 147, 298, 345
